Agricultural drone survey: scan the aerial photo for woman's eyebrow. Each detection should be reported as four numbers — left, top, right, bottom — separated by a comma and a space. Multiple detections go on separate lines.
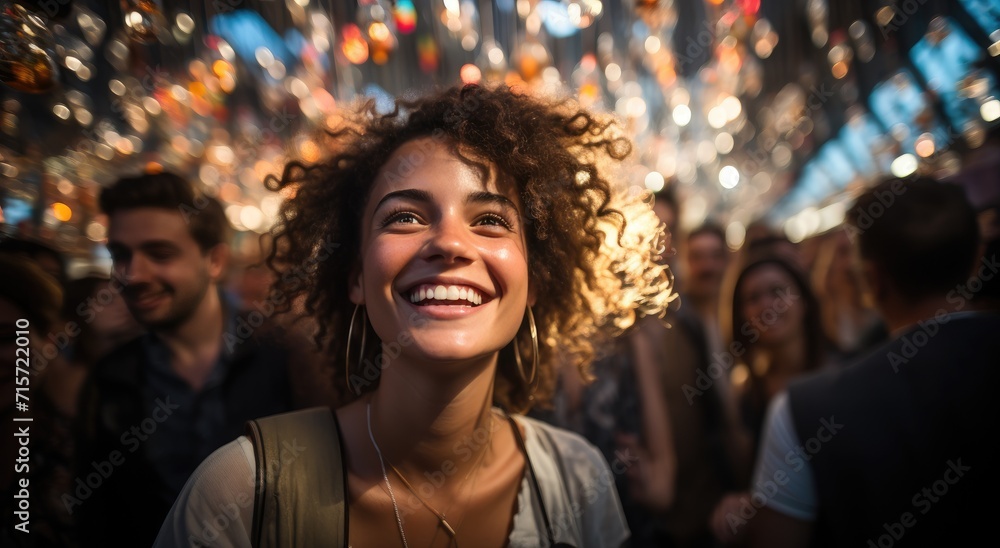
374, 189, 518, 212
466, 191, 517, 212
373, 188, 433, 212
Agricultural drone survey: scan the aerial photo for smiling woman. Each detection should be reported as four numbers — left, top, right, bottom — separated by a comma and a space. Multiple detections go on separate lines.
268, 84, 672, 411
153, 84, 673, 548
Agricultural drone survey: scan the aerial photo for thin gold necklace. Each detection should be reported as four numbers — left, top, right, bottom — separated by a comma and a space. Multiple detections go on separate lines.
367, 401, 408, 547
387, 414, 494, 547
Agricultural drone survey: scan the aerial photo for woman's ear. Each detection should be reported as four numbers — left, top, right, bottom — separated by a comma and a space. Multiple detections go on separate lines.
349, 265, 365, 305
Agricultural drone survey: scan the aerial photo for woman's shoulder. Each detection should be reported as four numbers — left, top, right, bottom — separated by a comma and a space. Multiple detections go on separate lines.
152, 437, 256, 547
511, 414, 630, 548
512, 413, 623, 503
515, 413, 610, 467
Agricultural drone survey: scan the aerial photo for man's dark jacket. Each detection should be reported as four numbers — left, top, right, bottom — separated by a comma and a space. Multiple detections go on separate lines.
788, 312, 1000, 547
73, 318, 296, 547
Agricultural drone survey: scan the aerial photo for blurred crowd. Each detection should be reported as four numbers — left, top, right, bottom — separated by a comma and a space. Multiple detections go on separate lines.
1, 166, 997, 547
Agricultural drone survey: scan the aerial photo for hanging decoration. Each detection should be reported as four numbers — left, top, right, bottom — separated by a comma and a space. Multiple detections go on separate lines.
121, 0, 166, 44
357, 0, 397, 64
0, 3, 60, 93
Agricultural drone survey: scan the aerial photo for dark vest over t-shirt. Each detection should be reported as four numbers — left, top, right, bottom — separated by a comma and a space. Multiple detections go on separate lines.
788, 312, 1000, 547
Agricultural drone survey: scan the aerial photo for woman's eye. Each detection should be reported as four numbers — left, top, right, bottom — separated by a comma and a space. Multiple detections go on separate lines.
476, 213, 513, 229
382, 211, 421, 226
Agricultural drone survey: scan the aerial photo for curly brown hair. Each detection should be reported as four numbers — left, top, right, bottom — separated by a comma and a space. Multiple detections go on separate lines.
265, 84, 672, 412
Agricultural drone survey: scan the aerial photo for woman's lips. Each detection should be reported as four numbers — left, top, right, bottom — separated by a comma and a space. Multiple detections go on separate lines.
400, 292, 489, 319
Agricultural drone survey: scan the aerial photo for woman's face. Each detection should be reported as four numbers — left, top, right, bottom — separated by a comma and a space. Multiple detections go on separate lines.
739, 264, 806, 348
352, 137, 531, 372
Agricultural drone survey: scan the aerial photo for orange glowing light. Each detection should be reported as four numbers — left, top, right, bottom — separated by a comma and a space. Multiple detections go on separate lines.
579, 83, 600, 100
300, 140, 321, 163
212, 60, 233, 79
368, 22, 391, 43
520, 55, 541, 81
831, 61, 848, 79
341, 25, 369, 64
52, 202, 72, 222
188, 81, 207, 97
720, 47, 742, 72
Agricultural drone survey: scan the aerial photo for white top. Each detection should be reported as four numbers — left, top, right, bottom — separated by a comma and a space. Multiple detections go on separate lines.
750, 392, 818, 520
153, 414, 630, 547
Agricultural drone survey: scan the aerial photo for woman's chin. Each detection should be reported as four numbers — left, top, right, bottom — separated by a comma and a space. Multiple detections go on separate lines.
402, 344, 500, 371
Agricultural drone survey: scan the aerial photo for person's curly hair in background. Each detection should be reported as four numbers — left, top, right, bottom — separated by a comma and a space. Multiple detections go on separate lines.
264, 83, 673, 412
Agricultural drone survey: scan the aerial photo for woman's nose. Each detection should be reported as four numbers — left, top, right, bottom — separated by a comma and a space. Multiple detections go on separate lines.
421, 216, 474, 264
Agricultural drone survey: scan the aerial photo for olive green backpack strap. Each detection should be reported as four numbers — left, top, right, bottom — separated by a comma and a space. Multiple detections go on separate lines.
245, 407, 347, 548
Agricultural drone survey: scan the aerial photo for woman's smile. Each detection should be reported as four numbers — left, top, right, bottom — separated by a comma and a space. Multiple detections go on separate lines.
399, 280, 495, 319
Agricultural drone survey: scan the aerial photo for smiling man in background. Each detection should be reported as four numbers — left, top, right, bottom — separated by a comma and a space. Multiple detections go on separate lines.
73, 171, 305, 546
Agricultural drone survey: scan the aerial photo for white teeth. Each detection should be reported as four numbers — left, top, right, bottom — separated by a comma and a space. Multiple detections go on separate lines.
408, 284, 485, 305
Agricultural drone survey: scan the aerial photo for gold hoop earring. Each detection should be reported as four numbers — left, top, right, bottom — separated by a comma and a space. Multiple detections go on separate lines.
345, 304, 367, 396
514, 306, 538, 386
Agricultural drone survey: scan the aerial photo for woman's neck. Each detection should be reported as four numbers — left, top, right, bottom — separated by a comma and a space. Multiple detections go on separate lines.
367, 353, 499, 480
759, 335, 809, 376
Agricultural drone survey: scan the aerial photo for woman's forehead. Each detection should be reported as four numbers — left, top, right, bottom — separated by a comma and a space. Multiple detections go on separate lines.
371, 137, 518, 202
